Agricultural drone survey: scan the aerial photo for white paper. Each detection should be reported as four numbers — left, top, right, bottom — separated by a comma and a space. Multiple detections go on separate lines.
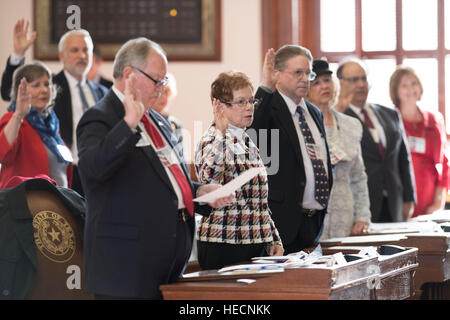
193, 167, 264, 203
57, 145, 73, 162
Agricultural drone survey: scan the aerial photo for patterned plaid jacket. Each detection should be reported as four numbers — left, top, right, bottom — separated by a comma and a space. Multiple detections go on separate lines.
194, 125, 282, 246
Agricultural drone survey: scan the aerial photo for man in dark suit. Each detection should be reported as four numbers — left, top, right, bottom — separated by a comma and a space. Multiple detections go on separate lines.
0, 19, 108, 195
76, 37, 232, 299
336, 57, 416, 222
249, 46, 333, 254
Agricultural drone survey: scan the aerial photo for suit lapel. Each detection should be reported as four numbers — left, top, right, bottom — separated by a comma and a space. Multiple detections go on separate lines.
86, 80, 101, 102
109, 93, 176, 193
345, 107, 383, 159
369, 104, 390, 156
147, 110, 192, 187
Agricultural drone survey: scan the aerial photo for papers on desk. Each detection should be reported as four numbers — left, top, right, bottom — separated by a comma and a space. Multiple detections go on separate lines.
321, 234, 409, 244
193, 167, 264, 203
368, 221, 443, 234
412, 210, 450, 223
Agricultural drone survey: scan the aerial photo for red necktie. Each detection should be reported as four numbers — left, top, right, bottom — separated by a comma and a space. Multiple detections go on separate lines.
361, 108, 385, 157
140, 114, 194, 216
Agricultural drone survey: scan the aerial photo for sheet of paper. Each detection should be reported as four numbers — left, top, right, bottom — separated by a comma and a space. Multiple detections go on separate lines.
193, 167, 264, 203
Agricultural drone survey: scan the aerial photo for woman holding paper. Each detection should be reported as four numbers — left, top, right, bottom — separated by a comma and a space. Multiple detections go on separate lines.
0, 62, 72, 188
194, 71, 284, 270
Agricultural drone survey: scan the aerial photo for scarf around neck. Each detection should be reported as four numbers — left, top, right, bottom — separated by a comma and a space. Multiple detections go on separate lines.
8, 101, 70, 164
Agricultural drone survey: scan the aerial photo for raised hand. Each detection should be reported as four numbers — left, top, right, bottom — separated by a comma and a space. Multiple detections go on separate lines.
123, 74, 145, 129
261, 48, 277, 90
15, 78, 31, 118
212, 98, 228, 133
334, 82, 353, 112
13, 19, 37, 56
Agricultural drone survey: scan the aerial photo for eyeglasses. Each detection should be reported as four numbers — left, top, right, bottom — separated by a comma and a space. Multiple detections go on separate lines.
341, 76, 367, 84
131, 66, 168, 87
222, 98, 260, 108
283, 69, 316, 81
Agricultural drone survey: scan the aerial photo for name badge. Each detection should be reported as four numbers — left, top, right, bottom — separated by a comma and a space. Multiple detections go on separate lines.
305, 143, 326, 161
408, 136, 426, 154
156, 145, 179, 166
57, 144, 74, 162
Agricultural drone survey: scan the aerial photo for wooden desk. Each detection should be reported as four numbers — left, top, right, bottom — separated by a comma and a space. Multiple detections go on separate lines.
322, 246, 418, 300
321, 233, 450, 299
399, 234, 450, 299
161, 250, 419, 300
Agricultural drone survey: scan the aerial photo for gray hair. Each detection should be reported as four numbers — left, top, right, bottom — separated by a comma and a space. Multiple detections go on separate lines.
112, 37, 167, 79
58, 29, 93, 53
336, 56, 368, 79
274, 44, 313, 71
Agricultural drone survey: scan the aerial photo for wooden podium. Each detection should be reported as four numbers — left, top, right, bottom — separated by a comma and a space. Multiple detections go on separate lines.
161, 246, 418, 300
25, 190, 92, 300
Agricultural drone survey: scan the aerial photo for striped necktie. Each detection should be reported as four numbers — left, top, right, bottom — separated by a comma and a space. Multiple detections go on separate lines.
77, 83, 90, 112
296, 106, 329, 208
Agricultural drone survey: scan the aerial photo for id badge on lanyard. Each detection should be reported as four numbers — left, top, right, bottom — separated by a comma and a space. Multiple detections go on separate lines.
408, 136, 426, 154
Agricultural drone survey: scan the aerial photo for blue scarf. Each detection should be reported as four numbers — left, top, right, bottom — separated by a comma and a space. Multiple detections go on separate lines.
8, 102, 70, 164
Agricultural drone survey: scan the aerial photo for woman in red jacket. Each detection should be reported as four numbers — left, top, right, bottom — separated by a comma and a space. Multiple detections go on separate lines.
0, 62, 72, 189
390, 66, 449, 217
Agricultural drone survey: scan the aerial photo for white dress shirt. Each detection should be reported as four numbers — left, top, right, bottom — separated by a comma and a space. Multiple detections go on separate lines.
279, 92, 329, 210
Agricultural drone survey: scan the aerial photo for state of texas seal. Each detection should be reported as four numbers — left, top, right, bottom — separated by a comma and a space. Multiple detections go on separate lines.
33, 210, 76, 263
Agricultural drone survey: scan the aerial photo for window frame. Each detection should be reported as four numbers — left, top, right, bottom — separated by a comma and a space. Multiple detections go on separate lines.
262, 0, 449, 131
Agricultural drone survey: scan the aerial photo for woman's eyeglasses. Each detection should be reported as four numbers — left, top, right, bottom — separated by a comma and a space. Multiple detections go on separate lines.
221, 98, 261, 108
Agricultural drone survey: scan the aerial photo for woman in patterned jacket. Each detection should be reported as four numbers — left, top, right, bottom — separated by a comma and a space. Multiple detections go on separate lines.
194, 71, 284, 270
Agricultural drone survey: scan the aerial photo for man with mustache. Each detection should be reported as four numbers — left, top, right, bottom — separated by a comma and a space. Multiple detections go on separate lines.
1, 19, 108, 196
249, 45, 333, 254
336, 57, 416, 222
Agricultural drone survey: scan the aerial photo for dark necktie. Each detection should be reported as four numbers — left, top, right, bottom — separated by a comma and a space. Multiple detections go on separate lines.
77, 83, 90, 112
296, 106, 329, 208
140, 113, 194, 216
360, 108, 384, 157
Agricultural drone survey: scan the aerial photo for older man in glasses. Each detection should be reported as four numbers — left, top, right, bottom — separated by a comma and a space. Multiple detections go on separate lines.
76, 37, 233, 300
249, 45, 333, 254
336, 57, 416, 223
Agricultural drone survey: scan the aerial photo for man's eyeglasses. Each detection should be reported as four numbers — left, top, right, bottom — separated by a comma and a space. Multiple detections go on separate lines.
222, 98, 260, 108
283, 69, 317, 81
341, 76, 367, 84
131, 66, 168, 87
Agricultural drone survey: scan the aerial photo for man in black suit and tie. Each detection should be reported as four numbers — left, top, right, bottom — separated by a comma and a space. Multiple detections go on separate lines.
0, 19, 108, 195
336, 57, 416, 222
249, 45, 333, 254
76, 37, 232, 299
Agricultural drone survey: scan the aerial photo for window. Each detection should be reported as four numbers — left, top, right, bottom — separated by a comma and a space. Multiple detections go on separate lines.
317, 0, 449, 131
